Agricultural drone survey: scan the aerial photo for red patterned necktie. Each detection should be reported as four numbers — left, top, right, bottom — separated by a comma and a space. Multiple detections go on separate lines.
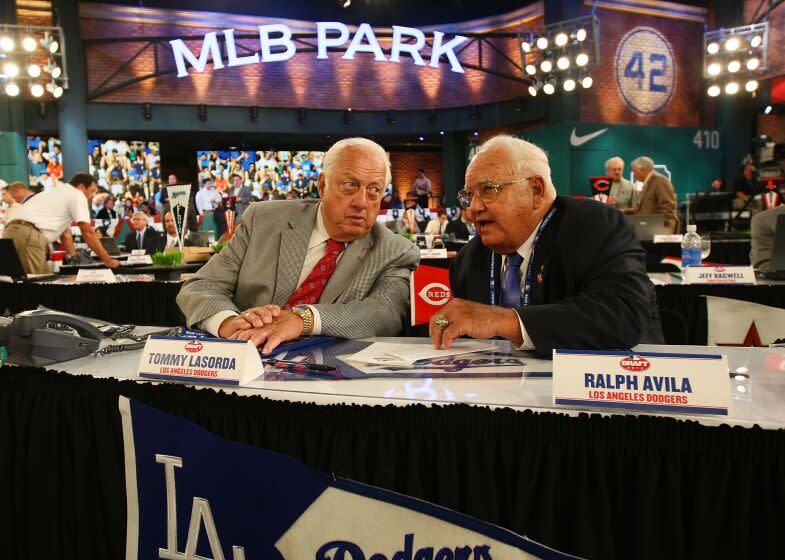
285, 239, 345, 308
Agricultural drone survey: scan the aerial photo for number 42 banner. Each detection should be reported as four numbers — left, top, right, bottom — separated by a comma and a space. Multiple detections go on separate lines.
120, 398, 582, 560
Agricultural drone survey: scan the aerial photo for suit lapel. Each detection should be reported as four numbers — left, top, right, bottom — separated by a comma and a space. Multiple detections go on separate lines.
320, 234, 373, 303
271, 205, 316, 306
528, 204, 559, 306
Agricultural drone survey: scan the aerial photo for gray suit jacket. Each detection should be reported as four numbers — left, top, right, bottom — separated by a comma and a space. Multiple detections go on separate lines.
177, 200, 420, 338
235, 185, 253, 218
610, 178, 636, 210
751, 204, 785, 271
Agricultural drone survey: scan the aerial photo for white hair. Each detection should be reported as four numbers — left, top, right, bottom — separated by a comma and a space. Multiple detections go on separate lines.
472, 135, 556, 195
605, 156, 624, 171
323, 137, 391, 186
132, 211, 147, 220
631, 156, 654, 171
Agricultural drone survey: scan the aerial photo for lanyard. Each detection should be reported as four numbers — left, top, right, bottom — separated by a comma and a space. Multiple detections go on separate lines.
489, 206, 556, 307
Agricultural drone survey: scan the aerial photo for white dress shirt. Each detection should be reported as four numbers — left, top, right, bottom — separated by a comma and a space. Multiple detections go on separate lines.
499, 217, 544, 351
201, 204, 341, 337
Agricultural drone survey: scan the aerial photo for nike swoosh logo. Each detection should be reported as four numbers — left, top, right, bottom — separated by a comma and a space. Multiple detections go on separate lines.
570, 127, 608, 147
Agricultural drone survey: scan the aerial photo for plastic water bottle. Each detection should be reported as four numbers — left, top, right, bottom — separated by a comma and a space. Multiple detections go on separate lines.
681, 224, 702, 272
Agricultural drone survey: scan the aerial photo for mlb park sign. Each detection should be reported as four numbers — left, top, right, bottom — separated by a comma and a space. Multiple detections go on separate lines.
170, 23, 469, 78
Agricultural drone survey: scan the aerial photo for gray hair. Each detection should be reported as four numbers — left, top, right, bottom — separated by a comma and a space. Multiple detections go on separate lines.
471, 135, 556, 195
131, 211, 147, 220
323, 137, 391, 186
605, 156, 624, 171
631, 156, 654, 172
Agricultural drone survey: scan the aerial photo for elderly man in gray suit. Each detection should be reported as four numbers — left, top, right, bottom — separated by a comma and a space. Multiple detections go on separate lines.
605, 156, 636, 213
750, 204, 785, 271
177, 137, 420, 354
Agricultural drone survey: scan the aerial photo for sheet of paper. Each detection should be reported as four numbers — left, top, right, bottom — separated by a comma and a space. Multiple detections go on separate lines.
344, 340, 498, 366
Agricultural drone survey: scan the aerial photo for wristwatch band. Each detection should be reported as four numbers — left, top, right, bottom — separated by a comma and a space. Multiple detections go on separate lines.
292, 305, 313, 336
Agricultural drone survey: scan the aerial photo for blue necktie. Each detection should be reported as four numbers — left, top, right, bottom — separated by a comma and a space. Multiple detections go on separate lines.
501, 252, 523, 308
137, 231, 143, 248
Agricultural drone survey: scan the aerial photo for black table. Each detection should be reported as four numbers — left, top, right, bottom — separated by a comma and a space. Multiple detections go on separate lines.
1, 365, 783, 559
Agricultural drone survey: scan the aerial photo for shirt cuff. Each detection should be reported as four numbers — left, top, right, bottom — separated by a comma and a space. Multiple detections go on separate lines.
201, 310, 238, 337
307, 305, 322, 335
511, 309, 535, 351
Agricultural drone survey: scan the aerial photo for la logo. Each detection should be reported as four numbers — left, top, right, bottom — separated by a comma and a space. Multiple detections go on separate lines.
156, 454, 246, 560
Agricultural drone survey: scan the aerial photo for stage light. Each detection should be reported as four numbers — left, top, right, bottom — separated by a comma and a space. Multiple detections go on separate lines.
528, 84, 538, 96
707, 84, 721, 97
724, 36, 740, 51
50, 65, 62, 79
418, 136, 424, 141
557, 56, 570, 70
746, 57, 760, 70
30, 83, 44, 97
764, 105, 772, 114
3, 62, 19, 77
540, 60, 553, 73
581, 76, 593, 89
563, 78, 576, 91
555, 32, 568, 47
41, 33, 58, 54
521, 40, 531, 53
575, 28, 587, 42
707, 63, 721, 76
543, 82, 555, 95
22, 36, 37, 52
576, 53, 589, 67
727, 60, 741, 73
750, 34, 762, 48
0, 36, 14, 51
4, 82, 19, 96
525, 64, 537, 75
341, 0, 351, 7
27, 64, 41, 78
536, 36, 549, 50
707, 41, 719, 54
439, 131, 444, 135
725, 81, 739, 95
473, 131, 479, 137
745, 80, 758, 92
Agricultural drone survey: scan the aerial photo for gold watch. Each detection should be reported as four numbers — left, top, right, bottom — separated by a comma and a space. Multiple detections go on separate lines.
291, 305, 313, 336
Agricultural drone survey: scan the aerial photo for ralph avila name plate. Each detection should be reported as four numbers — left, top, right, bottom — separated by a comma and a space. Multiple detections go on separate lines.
552, 349, 730, 415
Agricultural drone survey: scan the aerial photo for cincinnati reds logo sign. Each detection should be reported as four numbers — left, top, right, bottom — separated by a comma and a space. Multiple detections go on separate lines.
620, 355, 650, 372
714, 266, 726, 272
418, 282, 451, 306
592, 178, 610, 192
185, 340, 204, 353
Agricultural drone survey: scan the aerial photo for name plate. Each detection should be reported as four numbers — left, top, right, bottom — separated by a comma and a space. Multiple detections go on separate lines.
683, 266, 756, 285
126, 254, 153, 265
420, 248, 448, 259
137, 336, 264, 386
553, 349, 730, 415
131, 249, 146, 256
653, 234, 683, 243
75, 268, 117, 283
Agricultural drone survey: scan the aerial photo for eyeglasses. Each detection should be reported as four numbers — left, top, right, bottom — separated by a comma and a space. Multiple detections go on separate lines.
338, 180, 383, 201
456, 177, 535, 209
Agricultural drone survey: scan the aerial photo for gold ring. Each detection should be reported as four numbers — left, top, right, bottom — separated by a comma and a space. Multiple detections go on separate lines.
241, 310, 251, 319
434, 315, 449, 330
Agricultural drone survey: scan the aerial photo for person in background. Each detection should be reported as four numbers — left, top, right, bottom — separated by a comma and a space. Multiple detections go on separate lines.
402, 196, 420, 234
1, 182, 22, 225
411, 168, 432, 209
732, 162, 759, 211
233, 173, 253, 219
424, 211, 449, 235
195, 178, 222, 215
604, 156, 636, 213
445, 208, 475, 240
706, 176, 725, 194
430, 135, 663, 357
162, 211, 201, 249
631, 156, 680, 234
750, 204, 785, 271
3, 173, 119, 272
124, 211, 163, 253
96, 196, 118, 220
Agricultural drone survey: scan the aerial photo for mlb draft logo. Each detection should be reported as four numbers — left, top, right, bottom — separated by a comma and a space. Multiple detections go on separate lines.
185, 340, 203, 353
411, 265, 453, 325
620, 355, 650, 372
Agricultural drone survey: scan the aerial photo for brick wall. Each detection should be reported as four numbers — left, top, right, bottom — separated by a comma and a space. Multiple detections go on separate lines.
580, 8, 705, 127
80, 14, 536, 111
389, 151, 443, 205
